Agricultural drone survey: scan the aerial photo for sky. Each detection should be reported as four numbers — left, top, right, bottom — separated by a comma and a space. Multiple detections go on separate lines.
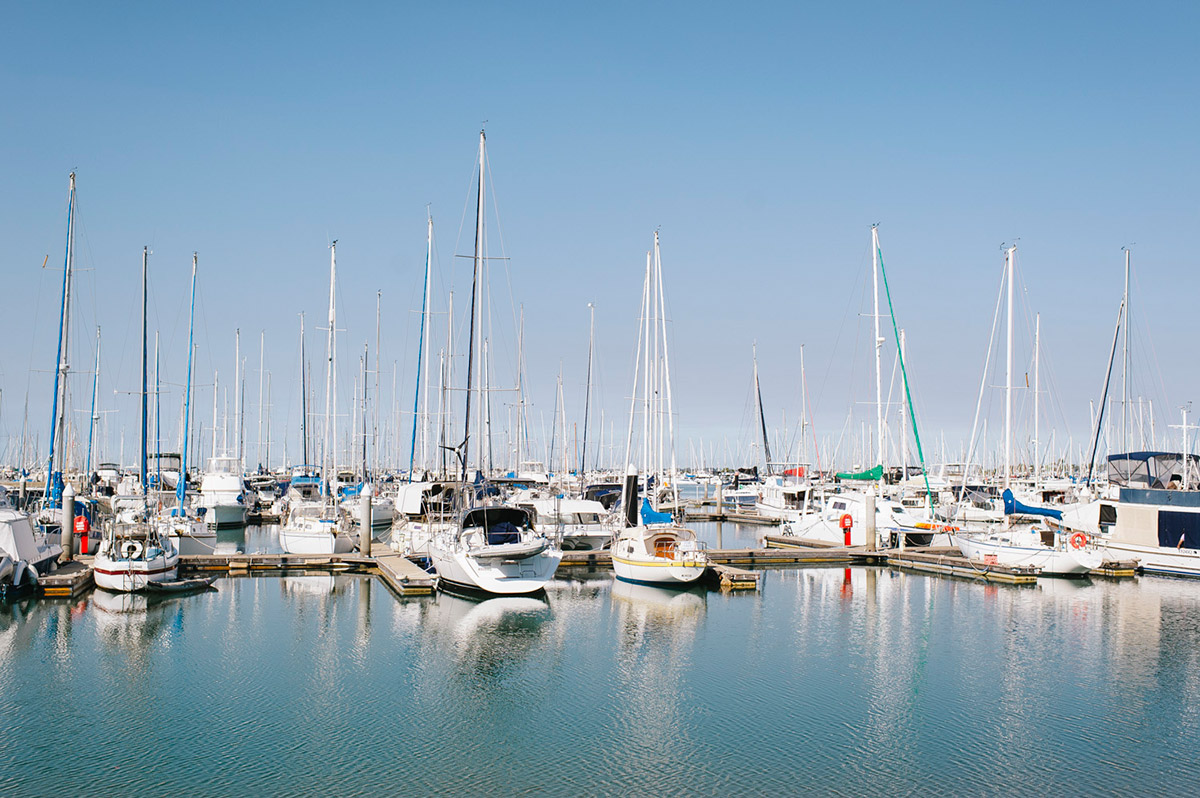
2, 1, 1198, 473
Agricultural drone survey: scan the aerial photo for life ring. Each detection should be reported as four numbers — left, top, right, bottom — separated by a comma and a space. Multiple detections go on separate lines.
1068, 532, 1088, 550
74, 515, 90, 535
119, 540, 144, 560
839, 513, 854, 530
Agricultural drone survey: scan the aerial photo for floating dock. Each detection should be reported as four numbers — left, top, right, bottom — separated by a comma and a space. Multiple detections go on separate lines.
887, 548, 1039, 584
38, 559, 94, 598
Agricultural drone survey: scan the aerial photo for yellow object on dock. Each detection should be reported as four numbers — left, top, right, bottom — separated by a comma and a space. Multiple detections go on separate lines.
38, 559, 94, 598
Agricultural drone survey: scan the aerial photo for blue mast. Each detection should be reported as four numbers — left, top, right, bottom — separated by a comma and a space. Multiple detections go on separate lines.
177, 254, 197, 512
44, 172, 76, 508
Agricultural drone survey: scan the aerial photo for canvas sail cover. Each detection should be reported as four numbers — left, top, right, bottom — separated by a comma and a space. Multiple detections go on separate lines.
835, 465, 883, 481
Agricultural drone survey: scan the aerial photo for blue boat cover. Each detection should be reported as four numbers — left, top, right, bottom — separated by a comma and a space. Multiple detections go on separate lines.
640, 498, 673, 525
1002, 488, 1063, 520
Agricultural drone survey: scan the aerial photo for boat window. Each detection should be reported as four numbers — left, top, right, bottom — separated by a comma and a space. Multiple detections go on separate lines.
832, 501, 845, 510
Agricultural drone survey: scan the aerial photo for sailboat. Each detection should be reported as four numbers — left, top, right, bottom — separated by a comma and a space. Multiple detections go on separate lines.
156, 253, 215, 555
427, 129, 562, 595
278, 242, 355, 555
610, 233, 708, 587
93, 248, 181, 592
949, 245, 1101, 576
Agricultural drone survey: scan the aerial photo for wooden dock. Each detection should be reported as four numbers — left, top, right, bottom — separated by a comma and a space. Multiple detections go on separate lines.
38, 558, 94, 598
373, 552, 436, 596
707, 562, 762, 590
887, 548, 1039, 584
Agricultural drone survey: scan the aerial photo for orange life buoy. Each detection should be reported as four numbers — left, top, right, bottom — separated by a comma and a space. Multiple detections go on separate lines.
1069, 532, 1088, 550
74, 515, 89, 535
839, 513, 853, 530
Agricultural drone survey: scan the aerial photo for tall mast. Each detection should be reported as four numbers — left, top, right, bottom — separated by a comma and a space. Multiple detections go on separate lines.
324, 242, 338, 502
754, 344, 772, 473
45, 171, 76, 501
140, 246, 149, 497
654, 233, 681, 511
421, 214, 433, 473
799, 343, 807, 467
1122, 248, 1131, 456
1004, 245, 1015, 490
211, 370, 219, 459
872, 225, 883, 473
580, 302, 594, 476
257, 330, 265, 469
409, 212, 433, 481
154, 331, 161, 495
299, 313, 307, 464
374, 290, 381, 477
461, 129, 485, 484
234, 329, 241, 465
85, 326, 101, 476
362, 343, 369, 480
1034, 312, 1041, 485
178, 254, 197, 509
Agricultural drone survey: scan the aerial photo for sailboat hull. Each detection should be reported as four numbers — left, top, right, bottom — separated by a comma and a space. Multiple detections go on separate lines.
430, 543, 561, 596
952, 531, 1102, 576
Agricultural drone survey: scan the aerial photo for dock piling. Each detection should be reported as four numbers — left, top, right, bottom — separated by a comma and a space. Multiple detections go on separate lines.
61, 482, 75, 562
359, 491, 372, 557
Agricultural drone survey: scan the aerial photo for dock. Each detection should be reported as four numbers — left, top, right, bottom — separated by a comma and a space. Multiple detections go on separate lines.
372, 551, 436, 596
38, 559, 94, 599
887, 548, 1039, 584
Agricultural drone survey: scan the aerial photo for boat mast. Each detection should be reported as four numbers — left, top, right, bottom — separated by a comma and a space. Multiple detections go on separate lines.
1004, 245, 1015, 490
409, 214, 432, 481
1122, 247, 1130, 456
374, 291, 381, 479
299, 312, 308, 465
258, 330, 265, 470
154, 331, 161, 500
1033, 312, 1040, 485
871, 225, 883, 477
45, 172, 76, 503
580, 302, 594, 477
754, 344, 772, 474
234, 329, 241, 466
652, 231, 681, 511
362, 343, 369, 481
140, 246, 149, 498
460, 129, 485, 485
85, 326, 101, 477
323, 242, 337, 503
179, 254, 197, 510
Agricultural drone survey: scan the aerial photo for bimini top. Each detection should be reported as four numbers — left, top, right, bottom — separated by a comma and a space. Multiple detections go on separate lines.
1107, 451, 1200, 490
461, 505, 532, 531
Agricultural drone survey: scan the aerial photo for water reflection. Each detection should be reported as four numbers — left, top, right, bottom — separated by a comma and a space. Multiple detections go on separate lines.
5, 566, 1200, 794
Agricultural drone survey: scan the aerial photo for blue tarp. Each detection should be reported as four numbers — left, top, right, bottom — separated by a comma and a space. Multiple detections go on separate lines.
1002, 488, 1063, 521
640, 498, 673, 525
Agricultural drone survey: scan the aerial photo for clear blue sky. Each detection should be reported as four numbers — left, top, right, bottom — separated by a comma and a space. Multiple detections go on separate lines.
3, 1, 1198, 471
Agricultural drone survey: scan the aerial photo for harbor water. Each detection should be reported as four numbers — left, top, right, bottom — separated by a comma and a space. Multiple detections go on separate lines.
3, 560, 1200, 796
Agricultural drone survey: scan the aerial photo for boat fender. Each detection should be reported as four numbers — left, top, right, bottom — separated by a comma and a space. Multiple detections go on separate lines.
1068, 532, 1088, 550
120, 540, 144, 559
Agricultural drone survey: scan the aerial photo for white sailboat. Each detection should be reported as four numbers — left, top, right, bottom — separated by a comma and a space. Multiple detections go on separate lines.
611, 233, 708, 587
278, 241, 355, 555
428, 129, 562, 595
949, 245, 1099, 576
94, 247, 180, 592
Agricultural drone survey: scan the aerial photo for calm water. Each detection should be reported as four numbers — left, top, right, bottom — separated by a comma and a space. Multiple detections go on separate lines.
4, 565, 1200, 796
